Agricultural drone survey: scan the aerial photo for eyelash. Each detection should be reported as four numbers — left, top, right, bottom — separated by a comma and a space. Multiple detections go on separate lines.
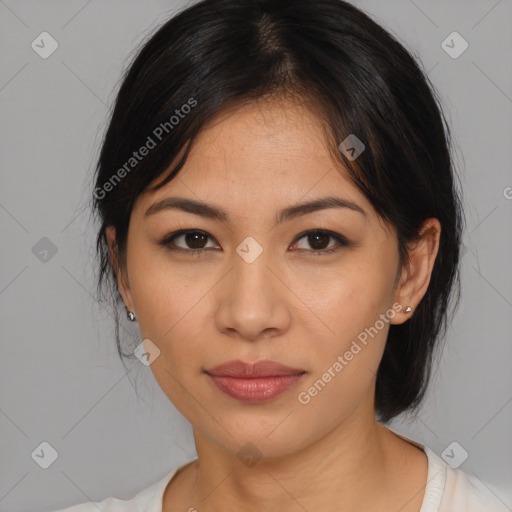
158, 229, 349, 256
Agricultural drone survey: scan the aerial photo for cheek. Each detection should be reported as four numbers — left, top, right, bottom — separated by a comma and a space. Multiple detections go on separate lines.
127, 242, 200, 334
126, 246, 216, 376
129, 258, 210, 417
295, 252, 397, 346
131, 272, 209, 361
292, 252, 397, 406
295, 278, 394, 421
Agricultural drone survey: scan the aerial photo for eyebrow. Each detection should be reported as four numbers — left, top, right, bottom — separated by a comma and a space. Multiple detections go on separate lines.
144, 196, 366, 224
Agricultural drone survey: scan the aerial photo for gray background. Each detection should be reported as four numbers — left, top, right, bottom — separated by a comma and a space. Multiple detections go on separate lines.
0, 0, 511, 510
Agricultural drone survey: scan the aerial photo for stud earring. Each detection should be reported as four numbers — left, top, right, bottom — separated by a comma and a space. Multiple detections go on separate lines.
404, 306, 412, 313
127, 310, 136, 322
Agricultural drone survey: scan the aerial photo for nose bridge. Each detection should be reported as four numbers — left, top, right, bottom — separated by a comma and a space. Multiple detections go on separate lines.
232, 235, 274, 305
214, 235, 290, 340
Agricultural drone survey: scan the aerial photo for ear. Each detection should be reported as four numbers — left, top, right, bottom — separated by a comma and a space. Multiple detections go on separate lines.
106, 226, 135, 313
390, 218, 441, 325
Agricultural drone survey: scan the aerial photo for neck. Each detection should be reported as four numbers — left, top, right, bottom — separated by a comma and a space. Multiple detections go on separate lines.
184, 405, 418, 511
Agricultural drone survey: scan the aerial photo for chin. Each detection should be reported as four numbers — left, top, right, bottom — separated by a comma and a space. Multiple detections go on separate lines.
206, 414, 314, 463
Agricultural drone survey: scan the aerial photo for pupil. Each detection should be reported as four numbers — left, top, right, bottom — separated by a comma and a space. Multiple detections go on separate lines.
186, 232, 206, 249
309, 232, 329, 250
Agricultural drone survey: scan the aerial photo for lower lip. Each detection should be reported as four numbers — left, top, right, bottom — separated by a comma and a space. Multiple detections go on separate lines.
207, 373, 305, 403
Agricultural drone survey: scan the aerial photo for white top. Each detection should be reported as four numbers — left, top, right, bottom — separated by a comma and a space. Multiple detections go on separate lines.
51, 441, 509, 512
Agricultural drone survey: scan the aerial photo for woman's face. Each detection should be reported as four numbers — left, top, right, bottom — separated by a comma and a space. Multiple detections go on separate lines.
110, 97, 411, 459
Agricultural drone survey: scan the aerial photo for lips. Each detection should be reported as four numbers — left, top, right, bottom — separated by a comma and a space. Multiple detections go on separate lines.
205, 359, 305, 378
205, 360, 306, 403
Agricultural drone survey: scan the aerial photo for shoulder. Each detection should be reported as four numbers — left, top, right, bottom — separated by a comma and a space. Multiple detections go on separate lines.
48, 465, 185, 512
422, 446, 510, 512
440, 462, 510, 511
387, 428, 509, 512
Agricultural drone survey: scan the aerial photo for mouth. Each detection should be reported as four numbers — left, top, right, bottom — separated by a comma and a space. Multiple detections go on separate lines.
205, 360, 306, 403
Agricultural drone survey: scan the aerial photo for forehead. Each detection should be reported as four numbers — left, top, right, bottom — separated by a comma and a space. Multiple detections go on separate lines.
184, 97, 336, 180
136, 96, 376, 223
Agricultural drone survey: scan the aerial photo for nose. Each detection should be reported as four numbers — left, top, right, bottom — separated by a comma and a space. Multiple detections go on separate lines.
214, 244, 292, 342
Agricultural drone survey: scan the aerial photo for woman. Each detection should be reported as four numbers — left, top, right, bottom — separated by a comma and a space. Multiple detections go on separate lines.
54, 0, 508, 510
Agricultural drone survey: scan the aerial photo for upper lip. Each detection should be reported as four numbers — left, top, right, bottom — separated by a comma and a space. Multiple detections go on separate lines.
205, 360, 306, 378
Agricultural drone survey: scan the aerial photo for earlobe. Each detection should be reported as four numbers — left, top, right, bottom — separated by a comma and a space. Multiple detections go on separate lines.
391, 218, 441, 325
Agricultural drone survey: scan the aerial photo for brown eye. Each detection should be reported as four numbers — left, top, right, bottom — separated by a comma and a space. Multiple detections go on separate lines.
291, 230, 348, 255
307, 232, 331, 250
159, 230, 218, 252
159, 229, 348, 256
183, 232, 208, 249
